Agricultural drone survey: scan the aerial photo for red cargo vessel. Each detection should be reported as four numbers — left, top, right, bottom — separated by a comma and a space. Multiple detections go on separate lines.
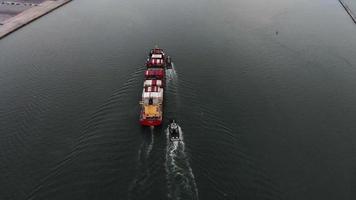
139, 47, 171, 126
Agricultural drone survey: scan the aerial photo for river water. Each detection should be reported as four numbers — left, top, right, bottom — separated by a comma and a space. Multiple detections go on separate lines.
1, 0, 356, 199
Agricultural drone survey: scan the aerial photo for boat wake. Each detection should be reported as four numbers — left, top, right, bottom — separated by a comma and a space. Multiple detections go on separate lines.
166, 63, 177, 86
165, 126, 199, 200
145, 127, 155, 159
128, 128, 155, 200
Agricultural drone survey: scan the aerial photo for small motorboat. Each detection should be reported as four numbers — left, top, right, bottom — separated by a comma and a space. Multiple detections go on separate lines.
166, 56, 172, 69
168, 119, 180, 141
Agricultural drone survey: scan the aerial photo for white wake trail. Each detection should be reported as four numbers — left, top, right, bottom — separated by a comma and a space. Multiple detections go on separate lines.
166, 63, 177, 87
165, 127, 199, 200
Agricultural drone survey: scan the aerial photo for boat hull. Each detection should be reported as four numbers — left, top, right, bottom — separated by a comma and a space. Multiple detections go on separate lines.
139, 47, 168, 127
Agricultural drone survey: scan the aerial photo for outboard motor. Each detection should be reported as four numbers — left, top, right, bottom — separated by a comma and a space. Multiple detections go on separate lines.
169, 119, 180, 141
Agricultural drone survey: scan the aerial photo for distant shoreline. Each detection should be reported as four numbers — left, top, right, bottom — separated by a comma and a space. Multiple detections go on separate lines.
0, 0, 72, 39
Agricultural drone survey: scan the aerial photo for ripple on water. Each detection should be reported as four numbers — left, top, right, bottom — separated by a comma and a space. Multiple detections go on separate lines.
25, 66, 147, 199
128, 129, 161, 200
173, 73, 283, 199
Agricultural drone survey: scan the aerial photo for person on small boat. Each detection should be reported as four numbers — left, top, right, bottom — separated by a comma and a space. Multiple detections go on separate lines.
169, 120, 180, 139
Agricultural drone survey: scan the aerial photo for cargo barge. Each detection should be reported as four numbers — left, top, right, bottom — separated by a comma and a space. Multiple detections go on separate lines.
139, 47, 171, 126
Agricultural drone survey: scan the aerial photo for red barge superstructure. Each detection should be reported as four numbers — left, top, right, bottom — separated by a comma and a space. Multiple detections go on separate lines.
139, 47, 171, 126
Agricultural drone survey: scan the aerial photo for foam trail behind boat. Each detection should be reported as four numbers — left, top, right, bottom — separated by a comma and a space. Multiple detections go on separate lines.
166, 63, 177, 87
165, 126, 199, 200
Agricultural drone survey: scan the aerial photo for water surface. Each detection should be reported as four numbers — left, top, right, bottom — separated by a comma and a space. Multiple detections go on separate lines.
1, 0, 356, 199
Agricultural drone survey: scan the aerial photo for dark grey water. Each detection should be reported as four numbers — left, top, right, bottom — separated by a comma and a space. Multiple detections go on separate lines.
1, 0, 356, 199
